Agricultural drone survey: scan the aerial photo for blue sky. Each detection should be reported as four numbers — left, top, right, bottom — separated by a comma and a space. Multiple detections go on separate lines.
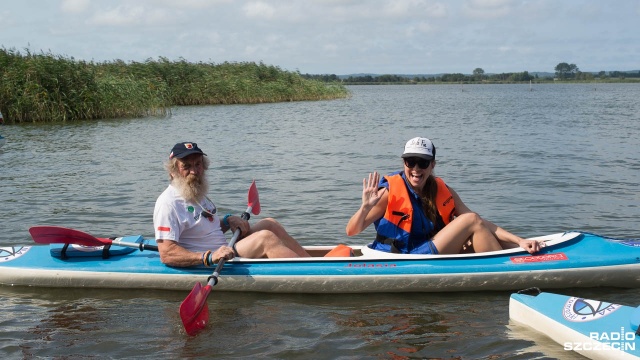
1, 0, 638, 75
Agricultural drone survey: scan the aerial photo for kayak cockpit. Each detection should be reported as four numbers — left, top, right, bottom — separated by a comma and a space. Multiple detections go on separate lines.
229, 231, 584, 262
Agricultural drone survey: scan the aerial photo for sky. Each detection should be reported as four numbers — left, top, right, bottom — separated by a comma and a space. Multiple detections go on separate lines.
1, 0, 639, 75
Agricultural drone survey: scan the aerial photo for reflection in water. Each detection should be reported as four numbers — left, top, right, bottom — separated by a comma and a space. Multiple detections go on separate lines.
507, 321, 585, 360
330, 299, 503, 359
28, 301, 103, 353
335, 306, 443, 358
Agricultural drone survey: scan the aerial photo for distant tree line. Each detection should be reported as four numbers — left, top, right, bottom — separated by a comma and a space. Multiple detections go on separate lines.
303, 62, 640, 84
309, 71, 539, 84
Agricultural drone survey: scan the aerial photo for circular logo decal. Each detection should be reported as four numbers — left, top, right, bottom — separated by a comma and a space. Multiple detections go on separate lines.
563, 296, 621, 322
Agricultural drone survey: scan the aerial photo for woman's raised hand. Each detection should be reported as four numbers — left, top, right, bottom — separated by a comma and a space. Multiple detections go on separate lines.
362, 171, 383, 208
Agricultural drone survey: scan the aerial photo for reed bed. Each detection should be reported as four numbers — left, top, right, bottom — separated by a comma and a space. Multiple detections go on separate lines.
0, 49, 349, 123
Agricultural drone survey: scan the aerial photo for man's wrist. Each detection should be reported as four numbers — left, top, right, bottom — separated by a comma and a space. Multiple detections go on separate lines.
202, 250, 212, 266
222, 213, 233, 228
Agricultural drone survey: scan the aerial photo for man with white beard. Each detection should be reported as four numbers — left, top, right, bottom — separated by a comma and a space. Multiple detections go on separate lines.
153, 142, 310, 268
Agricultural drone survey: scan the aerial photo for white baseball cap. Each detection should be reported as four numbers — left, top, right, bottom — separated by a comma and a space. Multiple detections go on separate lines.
401, 137, 435, 160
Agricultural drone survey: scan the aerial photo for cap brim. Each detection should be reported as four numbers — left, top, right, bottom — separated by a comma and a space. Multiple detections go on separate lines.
171, 150, 207, 159
401, 153, 433, 160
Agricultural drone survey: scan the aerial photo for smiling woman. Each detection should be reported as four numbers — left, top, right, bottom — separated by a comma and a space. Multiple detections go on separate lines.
346, 137, 543, 255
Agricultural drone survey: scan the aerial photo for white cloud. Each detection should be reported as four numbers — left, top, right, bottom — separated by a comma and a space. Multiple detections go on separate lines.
244, 45, 261, 56
462, 0, 513, 19
406, 21, 435, 36
89, 4, 173, 27
243, 1, 276, 19
382, 0, 447, 18
206, 31, 222, 44
61, 0, 89, 14
158, 0, 224, 9
323, 43, 339, 53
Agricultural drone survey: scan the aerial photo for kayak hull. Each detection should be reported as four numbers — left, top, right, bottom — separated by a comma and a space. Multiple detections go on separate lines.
2, 231, 640, 293
3, 263, 639, 293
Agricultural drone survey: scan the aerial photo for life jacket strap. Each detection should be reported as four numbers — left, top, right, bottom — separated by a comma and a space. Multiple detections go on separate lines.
375, 234, 401, 253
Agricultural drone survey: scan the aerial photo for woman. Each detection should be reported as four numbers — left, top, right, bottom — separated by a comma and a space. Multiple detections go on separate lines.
346, 137, 542, 255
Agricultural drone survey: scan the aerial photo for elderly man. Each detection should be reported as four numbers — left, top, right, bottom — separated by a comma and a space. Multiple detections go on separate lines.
153, 142, 309, 267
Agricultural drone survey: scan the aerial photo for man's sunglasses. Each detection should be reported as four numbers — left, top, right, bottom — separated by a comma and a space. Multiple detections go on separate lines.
201, 209, 216, 220
200, 199, 217, 220
404, 157, 431, 169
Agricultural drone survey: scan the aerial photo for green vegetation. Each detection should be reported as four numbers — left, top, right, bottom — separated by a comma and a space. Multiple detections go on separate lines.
305, 63, 640, 85
324, 71, 539, 84
0, 48, 349, 124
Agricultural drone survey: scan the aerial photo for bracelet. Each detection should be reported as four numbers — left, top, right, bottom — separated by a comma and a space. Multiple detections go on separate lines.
202, 250, 212, 267
222, 213, 233, 228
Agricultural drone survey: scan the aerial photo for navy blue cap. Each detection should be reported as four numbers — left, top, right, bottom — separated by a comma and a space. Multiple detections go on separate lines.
169, 142, 207, 159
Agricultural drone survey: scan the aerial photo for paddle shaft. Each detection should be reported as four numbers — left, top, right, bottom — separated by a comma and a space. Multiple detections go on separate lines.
206, 208, 251, 287
111, 238, 159, 252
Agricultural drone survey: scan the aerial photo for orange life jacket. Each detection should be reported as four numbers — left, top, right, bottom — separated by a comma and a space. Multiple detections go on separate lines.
374, 174, 456, 252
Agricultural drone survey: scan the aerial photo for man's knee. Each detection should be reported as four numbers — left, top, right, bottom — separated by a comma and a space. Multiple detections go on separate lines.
261, 217, 280, 226
256, 218, 283, 232
252, 229, 280, 245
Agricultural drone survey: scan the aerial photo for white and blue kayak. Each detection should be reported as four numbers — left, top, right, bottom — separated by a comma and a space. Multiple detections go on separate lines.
2, 227, 640, 293
510, 289, 640, 359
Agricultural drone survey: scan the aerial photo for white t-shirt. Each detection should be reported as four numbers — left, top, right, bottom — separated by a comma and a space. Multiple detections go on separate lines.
153, 184, 228, 252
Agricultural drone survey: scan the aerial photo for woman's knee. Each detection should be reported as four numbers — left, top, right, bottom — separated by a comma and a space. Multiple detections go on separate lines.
456, 212, 483, 227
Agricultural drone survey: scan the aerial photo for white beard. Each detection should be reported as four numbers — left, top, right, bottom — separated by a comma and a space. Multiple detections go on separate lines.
172, 172, 209, 203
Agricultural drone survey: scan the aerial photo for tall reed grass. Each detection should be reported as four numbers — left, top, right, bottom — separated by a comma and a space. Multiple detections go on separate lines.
0, 48, 349, 123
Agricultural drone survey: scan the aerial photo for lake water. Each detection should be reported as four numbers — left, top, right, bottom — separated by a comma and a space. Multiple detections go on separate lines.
1, 83, 639, 359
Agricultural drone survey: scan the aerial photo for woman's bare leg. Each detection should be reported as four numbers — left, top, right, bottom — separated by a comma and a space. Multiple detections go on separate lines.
243, 218, 310, 257
432, 213, 502, 254
234, 229, 303, 258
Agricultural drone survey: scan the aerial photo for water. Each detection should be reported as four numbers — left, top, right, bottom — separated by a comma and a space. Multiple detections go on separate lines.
1, 83, 639, 359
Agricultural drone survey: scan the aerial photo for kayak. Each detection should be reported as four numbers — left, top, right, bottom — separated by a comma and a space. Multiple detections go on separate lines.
2, 229, 640, 293
510, 289, 640, 359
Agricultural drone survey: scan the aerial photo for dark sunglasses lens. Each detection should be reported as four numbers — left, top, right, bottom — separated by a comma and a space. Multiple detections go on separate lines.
201, 210, 213, 220
405, 158, 430, 169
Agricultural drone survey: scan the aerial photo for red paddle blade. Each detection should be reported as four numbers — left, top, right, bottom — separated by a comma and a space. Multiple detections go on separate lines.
248, 180, 261, 215
29, 226, 110, 247
180, 282, 212, 336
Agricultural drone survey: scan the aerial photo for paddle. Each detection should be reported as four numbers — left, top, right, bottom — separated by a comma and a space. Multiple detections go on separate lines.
29, 225, 158, 251
179, 180, 261, 336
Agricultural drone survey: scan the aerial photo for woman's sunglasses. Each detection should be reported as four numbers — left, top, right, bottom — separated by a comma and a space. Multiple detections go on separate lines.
404, 157, 431, 169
